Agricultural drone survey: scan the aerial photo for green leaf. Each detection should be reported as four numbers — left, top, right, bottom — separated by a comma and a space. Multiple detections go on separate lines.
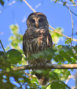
0, 0, 4, 6
6, 49, 22, 64
50, 80, 70, 89
49, 28, 63, 44
10, 25, 19, 35
63, 2, 67, 6
54, 0, 59, 3
0, 51, 5, 56
49, 71, 59, 80
26, 48, 54, 61
65, 38, 72, 44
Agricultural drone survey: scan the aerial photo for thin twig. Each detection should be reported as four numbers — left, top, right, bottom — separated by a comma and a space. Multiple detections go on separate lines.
23, 0, 77, 42
52, 0, 77, 45
65, 5, 74, 46
49, 25, 77, 41
23, 0, 36, 12
0, 40, 6, 53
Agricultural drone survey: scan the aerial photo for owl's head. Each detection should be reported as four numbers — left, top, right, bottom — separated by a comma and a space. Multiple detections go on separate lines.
27, 12, 49, 29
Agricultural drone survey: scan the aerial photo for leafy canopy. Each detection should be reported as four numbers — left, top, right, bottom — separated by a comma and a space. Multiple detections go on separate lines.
0, 24, 76, 89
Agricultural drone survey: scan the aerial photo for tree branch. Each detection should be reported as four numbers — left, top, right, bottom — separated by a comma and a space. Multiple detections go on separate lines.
13, 64, 77, 71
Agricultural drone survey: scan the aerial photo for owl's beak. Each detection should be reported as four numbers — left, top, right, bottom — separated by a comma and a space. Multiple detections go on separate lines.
35, 22, 39, 28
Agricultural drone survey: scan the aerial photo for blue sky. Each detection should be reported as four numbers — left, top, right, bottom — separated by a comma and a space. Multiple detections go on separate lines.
0, 0, 77, 48
0, 0, 77, 88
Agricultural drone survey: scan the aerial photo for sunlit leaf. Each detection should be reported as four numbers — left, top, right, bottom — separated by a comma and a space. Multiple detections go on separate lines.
10, 25, 19, 35
49, 28, 63, 44
65, 38, 72, 44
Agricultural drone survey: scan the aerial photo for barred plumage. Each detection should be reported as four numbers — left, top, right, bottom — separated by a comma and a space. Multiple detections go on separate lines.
23, 12, 53, 85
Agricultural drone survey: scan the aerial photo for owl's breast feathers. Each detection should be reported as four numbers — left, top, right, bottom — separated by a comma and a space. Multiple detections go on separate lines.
23, 12, 52, 85
23, 29, 53, 56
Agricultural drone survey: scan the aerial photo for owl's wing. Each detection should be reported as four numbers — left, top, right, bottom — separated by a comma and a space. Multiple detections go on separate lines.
47, 32, 53, 47
23, 30, 28, 57
49, 33, 53, 46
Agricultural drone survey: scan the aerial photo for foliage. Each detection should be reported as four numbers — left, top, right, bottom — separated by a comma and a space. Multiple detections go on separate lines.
0, 0, 4, 6
9, 24, 23, 50
0, 0, 23, 6
54, 0, 76, 4
50, 80, 70, 89
1, 24, 77, 89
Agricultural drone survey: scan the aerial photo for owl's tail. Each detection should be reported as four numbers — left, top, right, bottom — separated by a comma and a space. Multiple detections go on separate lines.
35, 72, 49, 85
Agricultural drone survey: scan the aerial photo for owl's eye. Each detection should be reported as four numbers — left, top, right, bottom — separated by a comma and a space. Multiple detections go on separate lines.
39, 18, 44, 22
30, 19, 35, 23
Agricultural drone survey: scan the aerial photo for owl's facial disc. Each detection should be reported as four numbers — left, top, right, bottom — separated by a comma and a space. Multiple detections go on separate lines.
29, 18, 39, 28
27, 12, 49, 29
31, 17, 45, 28
35, 18, 44, 28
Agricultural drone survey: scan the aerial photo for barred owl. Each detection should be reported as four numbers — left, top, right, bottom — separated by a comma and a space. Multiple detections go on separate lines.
23, 12, 53, 85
